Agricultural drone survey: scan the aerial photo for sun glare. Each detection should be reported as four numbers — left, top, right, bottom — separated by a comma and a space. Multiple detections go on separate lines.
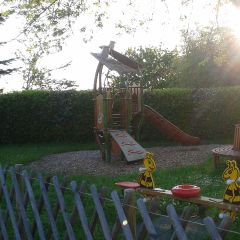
220, 5, 240, 39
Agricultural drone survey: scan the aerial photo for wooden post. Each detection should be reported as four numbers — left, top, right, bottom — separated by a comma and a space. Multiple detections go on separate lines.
213, 153, 220, 169
123, 189, 136, 239
233, 124, 240, 151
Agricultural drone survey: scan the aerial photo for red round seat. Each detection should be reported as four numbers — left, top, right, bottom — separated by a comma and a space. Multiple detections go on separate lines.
115, 181, 140, 190
171, 185, 201, 198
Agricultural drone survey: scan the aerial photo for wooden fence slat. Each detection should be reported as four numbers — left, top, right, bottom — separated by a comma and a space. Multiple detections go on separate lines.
111, 191, 133, 240
90, 186, 108, 233
70, 181, 93, 240
0, 167, 6, 203
31, 176, 51, 237
22, 170, 46, 240
112, 189, 136, 239
37, 175, 60, 240
136, 198, 158, 239
90, 185, 112, 240
203, 217, 222, 240
52, 176, 76, 240
171, 206, 193, 240
138, 198, 158, 240
0, 209, 8, 240
65, 181, 88, 240
166, 204, 188, 240
46, 176, 68, 239
0, 168, 21, 240
123, 189, 136, 238
22, 172, 35, 210
218, 216, 232, 239
68, 181, 88, 227
10, 167, 33, 240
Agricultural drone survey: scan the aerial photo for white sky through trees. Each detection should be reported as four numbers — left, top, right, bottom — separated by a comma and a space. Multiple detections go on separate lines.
1, 0, 240, 92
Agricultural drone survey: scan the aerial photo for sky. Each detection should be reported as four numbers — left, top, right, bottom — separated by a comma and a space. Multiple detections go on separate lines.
1, 0, 240, 92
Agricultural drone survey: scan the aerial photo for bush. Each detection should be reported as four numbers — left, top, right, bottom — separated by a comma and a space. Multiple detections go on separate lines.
0, 90, 94, 143
191, 87, 240, 139
0, 87, 240, 144
142, 88, 194, 141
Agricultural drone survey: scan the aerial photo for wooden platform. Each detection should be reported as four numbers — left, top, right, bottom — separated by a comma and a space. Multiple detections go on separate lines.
110, 130, 146, 162
212, 145, 240, 168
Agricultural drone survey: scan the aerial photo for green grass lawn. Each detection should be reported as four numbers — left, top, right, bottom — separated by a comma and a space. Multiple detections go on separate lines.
0, 141, 239, 239
0, 142, 98, 166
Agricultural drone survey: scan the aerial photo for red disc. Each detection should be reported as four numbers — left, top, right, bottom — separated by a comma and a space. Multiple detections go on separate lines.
115, 182, 140, 189
171, 185, 201, 198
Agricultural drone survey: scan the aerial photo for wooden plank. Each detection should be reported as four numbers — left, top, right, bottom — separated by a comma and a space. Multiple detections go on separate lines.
46, 176, 68, 239
218, 216, 232, 239
70, 181, 93, 240
22, 172, 34, 209
138, 198, 158, 240
166, 204, 188, 240
136, 198, 158, 239
10, 167, 33, 240
90, 186, 108, 234
136, 188, 240, 212
123, 189, 136, 238
111, 189, 133, 239
203, 217, 222, 240
90, 185, 112, 240
0, 208, 8, 240
68, 181, 88, 229
31, 176, 51, 237
0, 168, 21, 240
52, 176, 76, 240
22, 170, 46, 240
37, 175, 60, 240
0, 167, 6, 203
111, 191, 133, 240
109, 130, 146, 162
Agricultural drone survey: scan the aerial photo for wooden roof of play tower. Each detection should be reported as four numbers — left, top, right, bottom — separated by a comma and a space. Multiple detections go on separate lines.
91, 42, 143, 88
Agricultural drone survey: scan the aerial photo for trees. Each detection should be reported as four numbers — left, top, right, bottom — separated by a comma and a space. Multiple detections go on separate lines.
178, 27, 240, 88
110, 46, 179, 89
1, 0, 239, 91
0, 15, 19, 93
110, 27, 240, 89
0, 16, 18, 78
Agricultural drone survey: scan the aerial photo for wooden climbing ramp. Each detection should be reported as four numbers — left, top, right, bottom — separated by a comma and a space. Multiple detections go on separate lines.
110, 130, 146, 162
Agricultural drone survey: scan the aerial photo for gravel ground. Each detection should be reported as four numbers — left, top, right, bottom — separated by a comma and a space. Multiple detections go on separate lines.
28, 144, 222, 177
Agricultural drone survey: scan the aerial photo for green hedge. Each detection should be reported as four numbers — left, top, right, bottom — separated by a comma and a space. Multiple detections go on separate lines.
142, 88, 194, 141
143, 87, 240, 141
0, 87, 240, 144
0, 90, 94, 143
190, 87, 240, 139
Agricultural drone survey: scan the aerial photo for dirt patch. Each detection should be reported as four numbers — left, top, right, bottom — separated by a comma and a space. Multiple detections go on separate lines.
28, 144, 222, 177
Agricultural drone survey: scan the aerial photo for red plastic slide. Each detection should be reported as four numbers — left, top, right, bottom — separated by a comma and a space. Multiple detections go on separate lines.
144, 105, 200, 145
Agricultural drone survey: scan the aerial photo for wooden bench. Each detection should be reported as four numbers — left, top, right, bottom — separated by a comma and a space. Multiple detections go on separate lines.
212, 124, 240, 168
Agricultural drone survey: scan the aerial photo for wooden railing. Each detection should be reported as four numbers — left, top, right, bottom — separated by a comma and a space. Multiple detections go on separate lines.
0, 166, 235, 239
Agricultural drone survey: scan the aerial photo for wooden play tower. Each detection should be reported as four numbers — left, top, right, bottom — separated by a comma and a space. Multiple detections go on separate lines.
92, 41, 146, 162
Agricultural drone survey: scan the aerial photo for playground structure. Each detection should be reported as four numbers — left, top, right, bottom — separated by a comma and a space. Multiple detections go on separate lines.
92, 41, 200, 162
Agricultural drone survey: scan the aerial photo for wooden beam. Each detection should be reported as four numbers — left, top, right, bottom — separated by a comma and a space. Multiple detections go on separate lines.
136, 188, 240, 213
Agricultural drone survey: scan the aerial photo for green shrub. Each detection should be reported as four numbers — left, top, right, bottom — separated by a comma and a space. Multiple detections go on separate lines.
142, 88, 194, 141
1, 87, 240, 144
191, 87, 240, 139
0, 90, 94, 143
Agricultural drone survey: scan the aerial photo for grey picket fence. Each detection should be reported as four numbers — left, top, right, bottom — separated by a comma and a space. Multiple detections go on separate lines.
0, 166, 235, 239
